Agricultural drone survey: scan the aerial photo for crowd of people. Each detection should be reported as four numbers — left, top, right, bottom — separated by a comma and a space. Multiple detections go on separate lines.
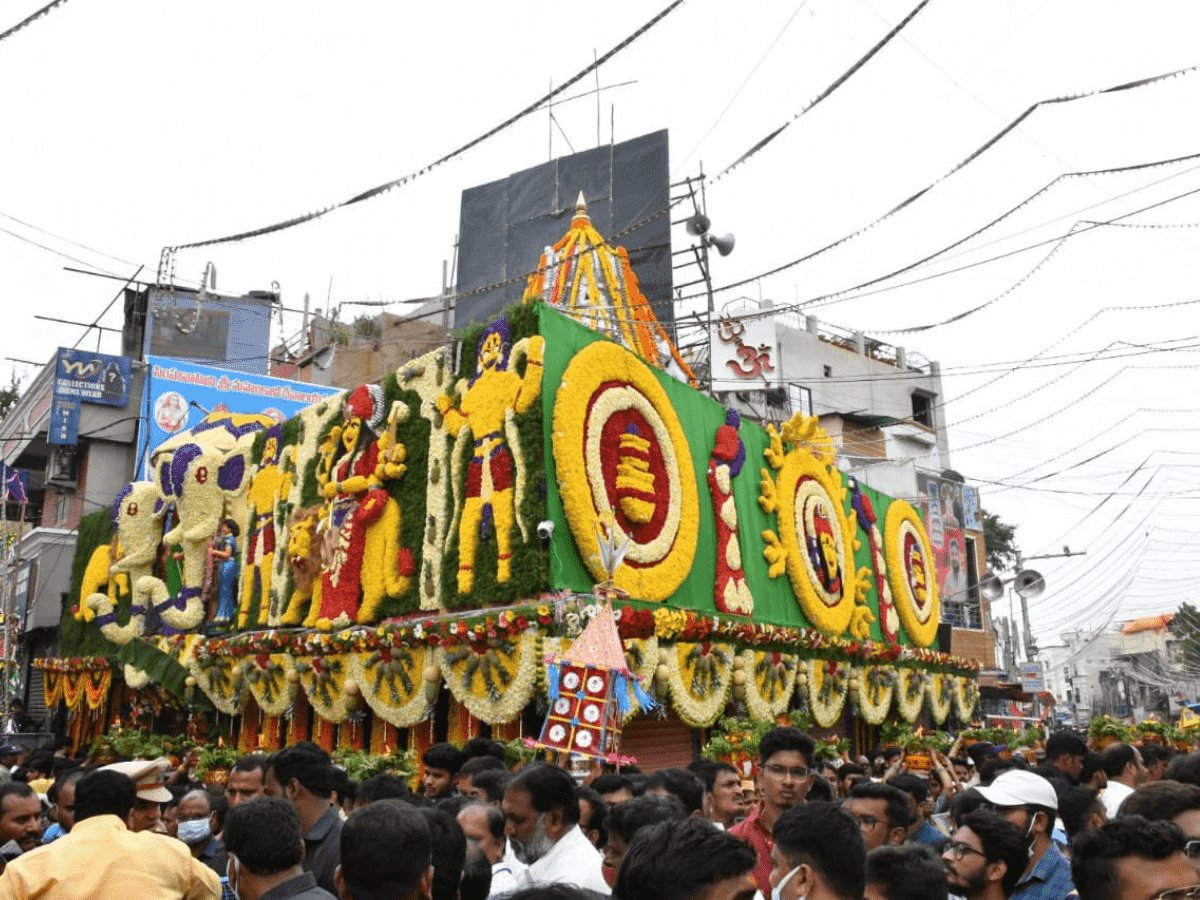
0, 727, 1195, 900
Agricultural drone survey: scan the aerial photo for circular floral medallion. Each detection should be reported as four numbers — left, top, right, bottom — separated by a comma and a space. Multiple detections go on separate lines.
586, 675, 606, 694
761, 435, 858, 634
563, 670, 581, 691
582, 702, 603, 723
927, 673, 953, 724
805, 659, 850, 728
575, 730, 594, 749
952, 675, 979, 721
553, 341, 700, 601
883, 500, 940, 647
553, 697, 572, 716
852, 665, 895, 726
895, 667, 925, 723
549, 723, 567, 743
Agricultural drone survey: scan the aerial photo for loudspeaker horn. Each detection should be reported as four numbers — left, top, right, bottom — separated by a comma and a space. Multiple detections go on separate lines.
685, 213, 711, 236
706, 233, 736, 257
978, 574, 1004, 601
1014, 569, 1045, 599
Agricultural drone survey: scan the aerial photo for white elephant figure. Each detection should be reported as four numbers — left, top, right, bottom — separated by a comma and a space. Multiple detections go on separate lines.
156, 441, 254, 631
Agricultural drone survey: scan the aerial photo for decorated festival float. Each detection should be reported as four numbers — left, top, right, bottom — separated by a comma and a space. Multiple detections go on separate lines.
40, 194, 982, 767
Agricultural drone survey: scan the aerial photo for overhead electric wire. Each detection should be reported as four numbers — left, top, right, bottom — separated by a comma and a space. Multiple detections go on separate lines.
0, 210, 141, 269
168, 0, 688, 252
675, 0, 811, 175
693, 61, 1200, 302
0, 0, 71, 45
716, 0, 933, 178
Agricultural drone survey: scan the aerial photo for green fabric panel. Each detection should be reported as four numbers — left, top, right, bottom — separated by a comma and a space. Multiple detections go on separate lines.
117, 639, 213, 712
538, 304, 937, 650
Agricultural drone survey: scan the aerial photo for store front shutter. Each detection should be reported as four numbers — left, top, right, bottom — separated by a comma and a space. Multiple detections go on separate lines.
618, 710, 697, 770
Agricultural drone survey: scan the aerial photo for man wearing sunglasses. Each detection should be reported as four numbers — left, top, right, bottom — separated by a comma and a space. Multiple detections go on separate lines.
1071, 816, 1200, 900
730, 727, 815, 898
942, 809, 1028, 900
974, 770, 1075, 900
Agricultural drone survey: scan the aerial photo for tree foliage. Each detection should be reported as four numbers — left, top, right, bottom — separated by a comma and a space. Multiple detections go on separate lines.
982, 510, 1018, 573
0, 369, 24, 423
1170, 602, 1200, 669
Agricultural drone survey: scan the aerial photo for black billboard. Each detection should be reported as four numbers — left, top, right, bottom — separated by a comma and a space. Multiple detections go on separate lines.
455, 129, 672, 327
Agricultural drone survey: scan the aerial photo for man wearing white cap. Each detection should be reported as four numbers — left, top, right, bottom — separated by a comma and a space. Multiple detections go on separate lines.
974, 770, 1076, 900
99, 758, 173, 833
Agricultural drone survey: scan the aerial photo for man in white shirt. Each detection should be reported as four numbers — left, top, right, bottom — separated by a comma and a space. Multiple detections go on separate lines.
1099, 743, 1146, 819
501, 764, 609, 894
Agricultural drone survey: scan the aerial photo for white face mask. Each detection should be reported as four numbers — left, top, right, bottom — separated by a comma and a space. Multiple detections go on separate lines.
226, 855, 241, 900
772, 865, 804, 900
177, 818, 212, 846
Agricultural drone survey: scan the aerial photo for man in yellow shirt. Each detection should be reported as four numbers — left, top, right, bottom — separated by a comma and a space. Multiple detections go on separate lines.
0, 769, 221, 900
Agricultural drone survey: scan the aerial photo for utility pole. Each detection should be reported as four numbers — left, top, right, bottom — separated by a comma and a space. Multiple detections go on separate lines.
1016, 547, 1087, 660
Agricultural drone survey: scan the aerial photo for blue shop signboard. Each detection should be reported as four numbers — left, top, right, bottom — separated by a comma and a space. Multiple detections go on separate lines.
49, 348, 131, 445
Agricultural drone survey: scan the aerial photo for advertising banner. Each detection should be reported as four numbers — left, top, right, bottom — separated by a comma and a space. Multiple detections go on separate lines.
137, 356, 341, 473
917, 473, 980, 606
49, 348, 132, 445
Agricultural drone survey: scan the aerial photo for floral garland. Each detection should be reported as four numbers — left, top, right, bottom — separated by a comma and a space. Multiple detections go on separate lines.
552, 340, 700, 602
740, 650, 798, 721
297, 655, 351, 723
33, 657, 110, 673
883, 500, 940, 647
804, 659, 850, 728
436, 629, 539, 724
952, 675, 979, 721
666, 641, 735, 728
61, 673, 86, 710
895, 667, 926, 723
927, 672, 953, 724
851, 664, 895, 726
245, 653, 297, 717
189, 653, 247, 716
122, 665, 151, 692
43, 670, 63, 708
348, 645, 432, 728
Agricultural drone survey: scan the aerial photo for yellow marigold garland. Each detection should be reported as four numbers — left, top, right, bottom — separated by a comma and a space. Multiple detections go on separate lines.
895, 667, 925, 723
437, 629, 538, 724
883, 500, 940, 647
740, 650, 798, 721
349, 645, 432, 729
952, 675, 979, 721
552, 340, 700, 602
667, 641, 735, 728
851, 665, 895, 726
245, 654, 297, 718
758, 416, 859, 635
805, 658, 850, 728
927, 672, 953, 724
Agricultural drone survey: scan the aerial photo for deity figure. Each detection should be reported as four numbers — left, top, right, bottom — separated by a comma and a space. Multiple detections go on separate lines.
237, 425, 286, 627
436, 319, 544, 594
304, 385, 413, 627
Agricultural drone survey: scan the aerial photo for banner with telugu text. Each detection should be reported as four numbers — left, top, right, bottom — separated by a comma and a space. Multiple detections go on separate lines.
135, 356, 342, 478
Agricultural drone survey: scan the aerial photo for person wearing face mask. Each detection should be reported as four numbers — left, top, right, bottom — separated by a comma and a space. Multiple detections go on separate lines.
500, 763, 609, 894
972, 770, 1075, 900
767, 802, 867, 900
176, 789, 229, 876
223, 797, 335, 900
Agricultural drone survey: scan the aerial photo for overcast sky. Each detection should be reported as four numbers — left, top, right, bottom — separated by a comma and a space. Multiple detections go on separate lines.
3, 0, 1199, 645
